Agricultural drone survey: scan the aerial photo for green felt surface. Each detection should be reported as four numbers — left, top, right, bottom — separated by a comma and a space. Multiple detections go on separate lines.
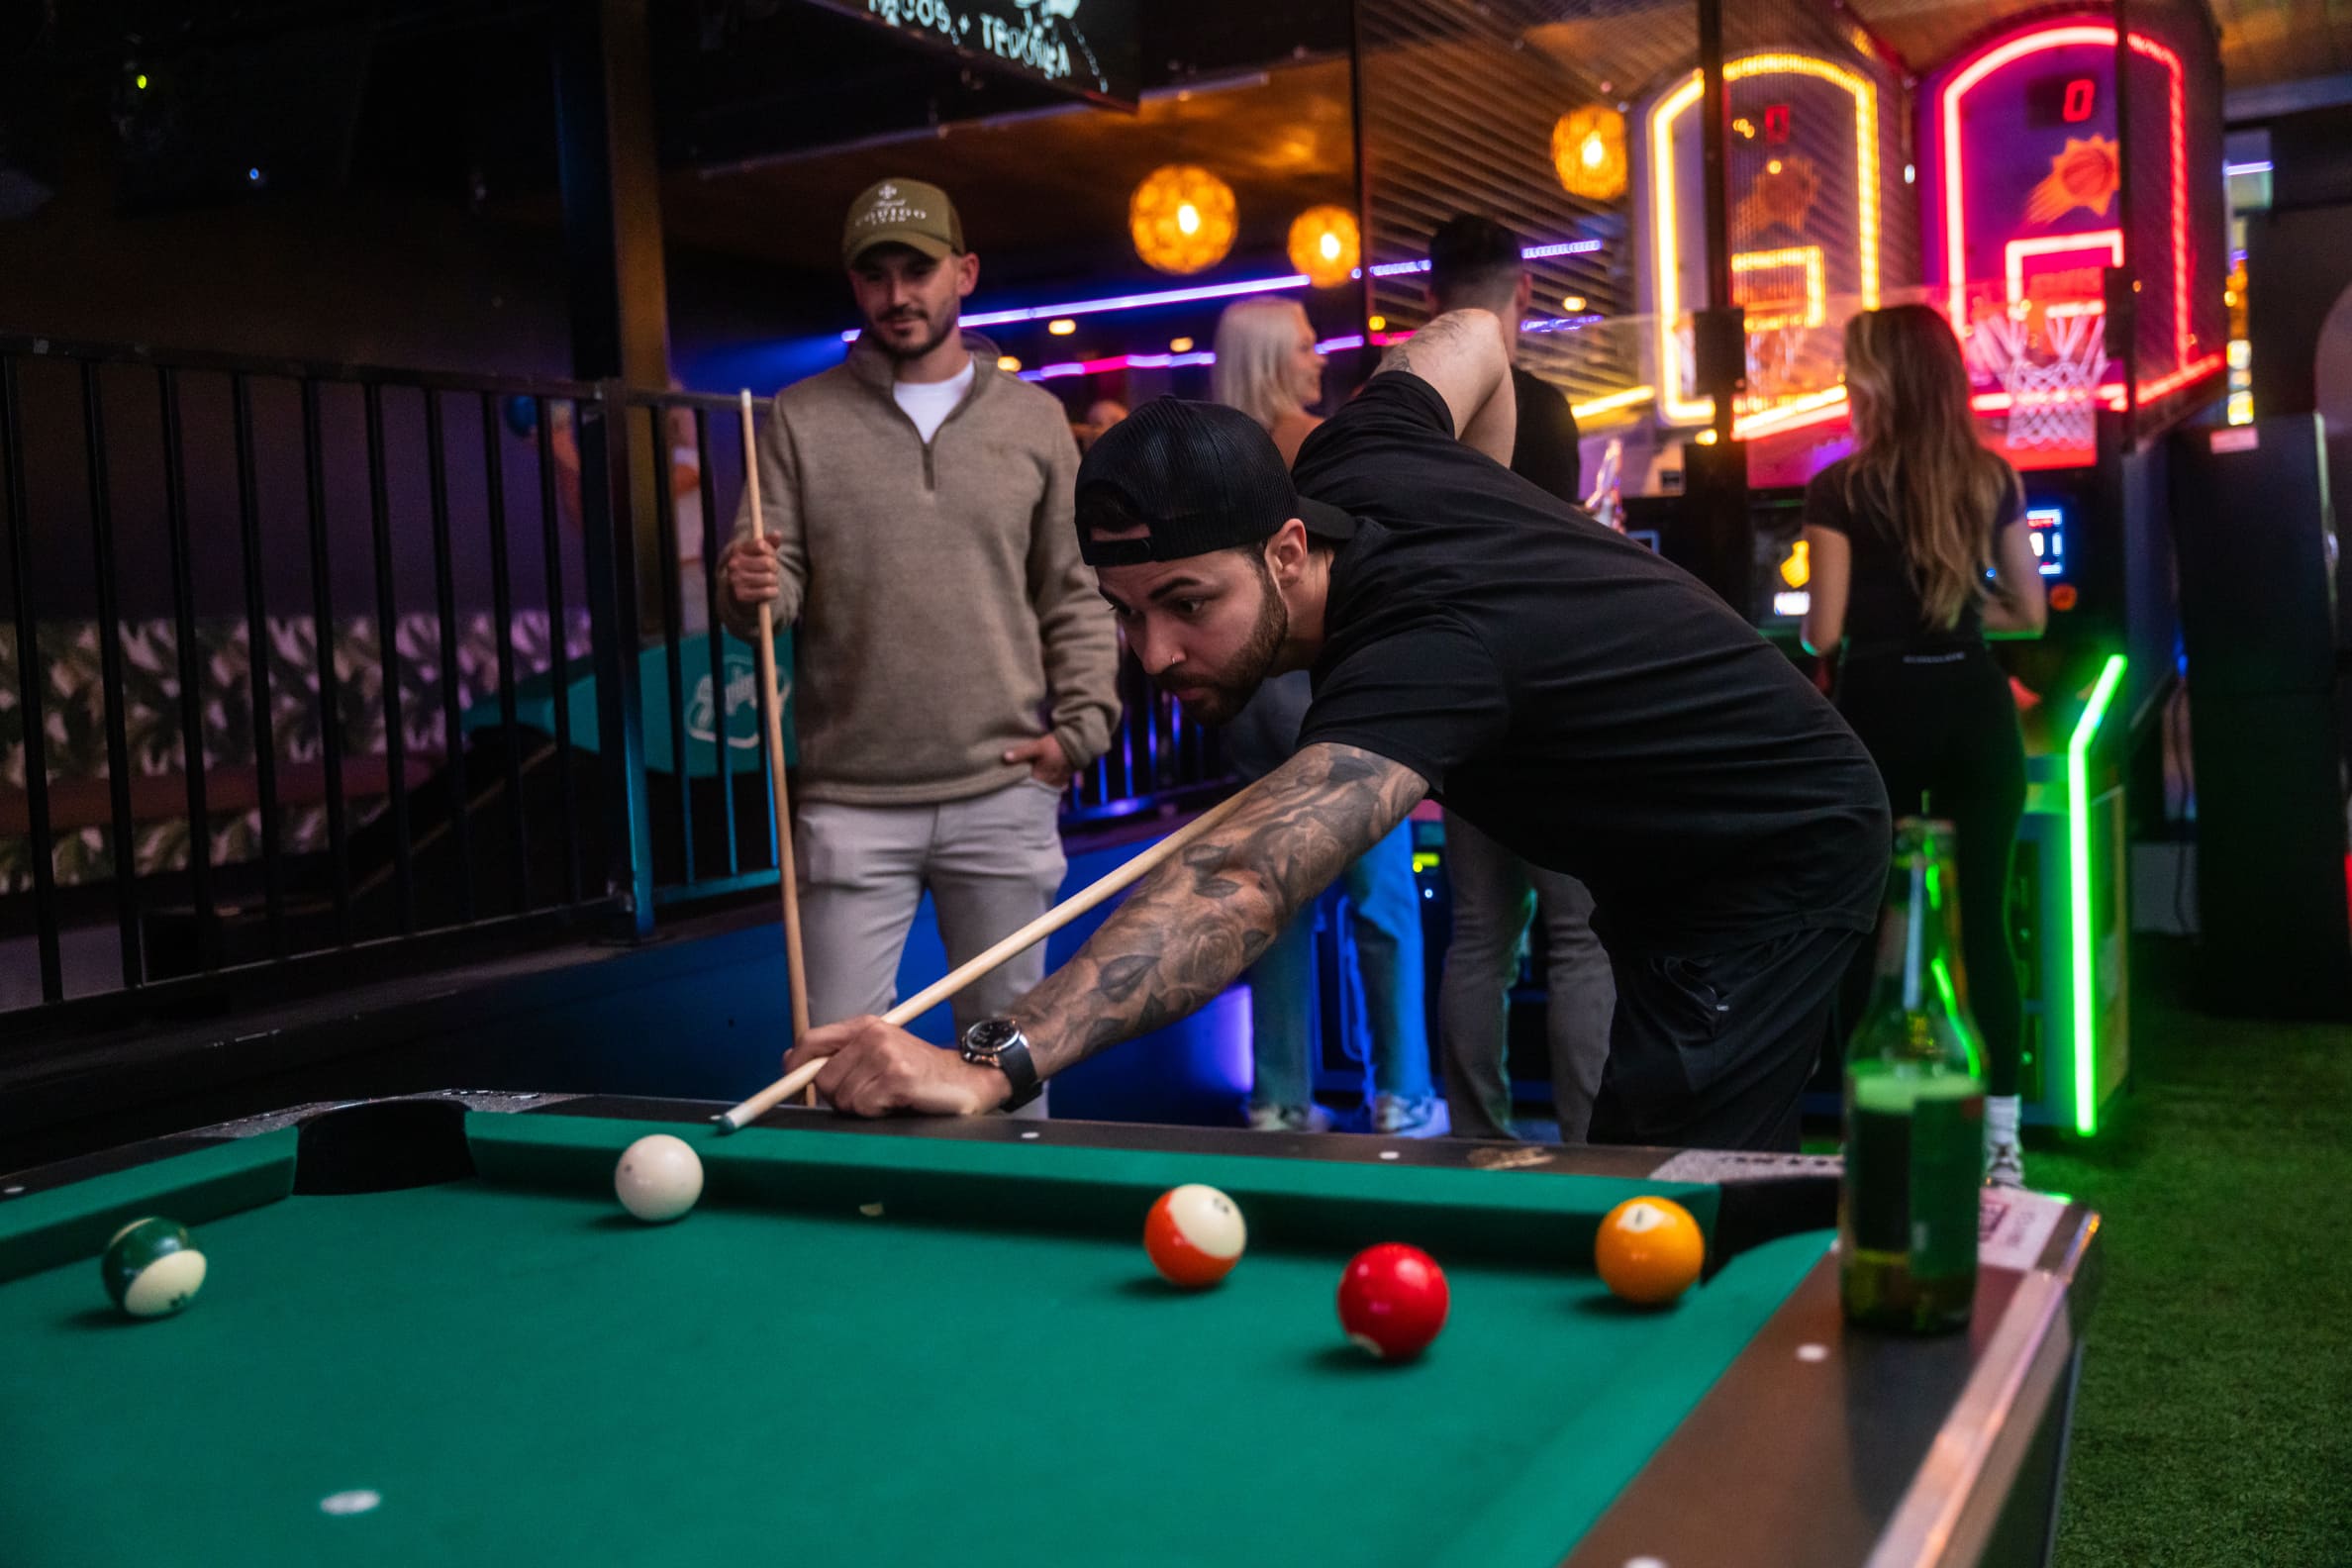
0, 1118, 1829, 1567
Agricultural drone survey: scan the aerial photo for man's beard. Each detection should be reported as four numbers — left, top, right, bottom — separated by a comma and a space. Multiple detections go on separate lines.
870, 303, 958, 362
1173, 558, 1289, 725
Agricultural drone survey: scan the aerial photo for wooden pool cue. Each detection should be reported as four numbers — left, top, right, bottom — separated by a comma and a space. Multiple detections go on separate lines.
713, 782, 1260, 1132
740, 389, 815, 1107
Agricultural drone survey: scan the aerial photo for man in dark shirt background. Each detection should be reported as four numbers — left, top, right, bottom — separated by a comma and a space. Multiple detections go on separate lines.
1427, 217, 1581, 502
1423, 217, 1615, 1144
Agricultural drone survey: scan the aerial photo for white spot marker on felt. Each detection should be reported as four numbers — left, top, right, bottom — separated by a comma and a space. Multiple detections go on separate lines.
1797, 1343, 1829, 1363
1623, 1557, 1669, 1568
1379, 1150, 1401, 1161
858, 1202, 885, 1218
1020, 1130, 1040, 1140
320, 1490, 381, 1516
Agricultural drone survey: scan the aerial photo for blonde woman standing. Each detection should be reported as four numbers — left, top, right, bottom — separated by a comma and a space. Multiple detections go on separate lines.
1212, 298, 1329, 465
1802, 304, 2047, 1185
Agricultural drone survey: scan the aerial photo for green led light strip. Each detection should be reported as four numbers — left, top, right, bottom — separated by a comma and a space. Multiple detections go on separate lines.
2066, 654, 2127, 1136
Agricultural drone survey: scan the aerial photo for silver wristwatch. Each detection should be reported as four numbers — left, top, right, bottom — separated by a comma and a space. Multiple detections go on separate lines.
959, 1018, 1044, 1111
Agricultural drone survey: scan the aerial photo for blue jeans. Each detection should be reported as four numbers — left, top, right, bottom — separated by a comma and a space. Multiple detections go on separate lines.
1246, 821, 1432, 1108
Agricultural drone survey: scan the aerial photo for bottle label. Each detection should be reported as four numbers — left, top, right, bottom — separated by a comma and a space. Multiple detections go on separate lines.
1911, 1091, 1982, 1278
1847, 1073, 1983, 1277
1847, 1100, 1913, 1255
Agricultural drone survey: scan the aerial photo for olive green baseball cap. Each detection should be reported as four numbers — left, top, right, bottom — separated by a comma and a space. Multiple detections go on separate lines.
841, 178, 965, 266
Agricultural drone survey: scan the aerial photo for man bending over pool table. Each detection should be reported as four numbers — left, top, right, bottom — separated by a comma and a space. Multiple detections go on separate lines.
785, 310, 1892, 1150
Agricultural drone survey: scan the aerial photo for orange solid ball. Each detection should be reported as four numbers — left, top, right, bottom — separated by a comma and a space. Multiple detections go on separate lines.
1594, 1196, 1706, 1305
1143, 1184, 1247, 1288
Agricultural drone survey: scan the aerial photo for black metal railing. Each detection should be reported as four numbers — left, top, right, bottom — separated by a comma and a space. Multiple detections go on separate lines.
0, 338, 1232, 1027
0, 335, 632, 1020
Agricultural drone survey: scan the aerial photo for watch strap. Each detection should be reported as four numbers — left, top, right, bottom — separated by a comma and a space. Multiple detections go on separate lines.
993, 1035, 1044, 1111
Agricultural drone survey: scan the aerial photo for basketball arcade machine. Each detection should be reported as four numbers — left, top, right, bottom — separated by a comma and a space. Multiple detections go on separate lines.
1637, 7, 2226, 1134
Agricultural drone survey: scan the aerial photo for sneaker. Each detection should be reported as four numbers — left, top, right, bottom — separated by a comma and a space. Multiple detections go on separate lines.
1371, 1094, 1450, 1138
1245, 1103, 1333, 1133
1985, 1138, 2026, 1190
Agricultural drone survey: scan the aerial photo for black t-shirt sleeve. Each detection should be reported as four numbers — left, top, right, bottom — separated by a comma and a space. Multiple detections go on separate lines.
1290, 372, 1460, 512
1296, 611, 1510, 794
1802, 466, 1853, 536
1991, 465, 2025, 535
1508, 368, 1583, 505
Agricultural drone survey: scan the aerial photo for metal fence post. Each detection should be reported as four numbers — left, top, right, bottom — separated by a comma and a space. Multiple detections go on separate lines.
576, 380, 654, 937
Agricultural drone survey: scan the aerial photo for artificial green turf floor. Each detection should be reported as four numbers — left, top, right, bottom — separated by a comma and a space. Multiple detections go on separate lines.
2030, 938, 2352, 1567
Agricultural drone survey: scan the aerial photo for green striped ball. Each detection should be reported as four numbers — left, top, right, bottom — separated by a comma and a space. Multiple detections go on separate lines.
101, 1217, 208, 1319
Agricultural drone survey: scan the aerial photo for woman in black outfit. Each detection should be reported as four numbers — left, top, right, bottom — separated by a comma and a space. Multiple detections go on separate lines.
1802, 304, 2047, 1187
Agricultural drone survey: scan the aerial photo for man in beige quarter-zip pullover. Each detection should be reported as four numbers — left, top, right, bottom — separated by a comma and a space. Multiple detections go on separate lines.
718, 178, 1121, 1113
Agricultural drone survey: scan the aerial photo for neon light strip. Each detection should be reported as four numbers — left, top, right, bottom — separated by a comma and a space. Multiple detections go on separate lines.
1974, 387, 2126, 413
1735, 386, 1850, 439
1651, 53, 1882, 425
841, 274, 1315, 340
845, 239, 1618, 341
1369, 240, 1606, 277
2066, 653, 2126, 1136
966, 275, 1309, 327
2004, 230, 2124, 306
2136, 351, 2224, 403
1572, 385, 1656, 420
1020, 350, 1220, 381
1732, 245, 1827, 330
1938, 26, 2191, 376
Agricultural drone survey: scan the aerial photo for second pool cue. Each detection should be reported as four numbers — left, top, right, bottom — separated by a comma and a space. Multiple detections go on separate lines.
739, 389, 815, 1105
713, 782, 1260, 1131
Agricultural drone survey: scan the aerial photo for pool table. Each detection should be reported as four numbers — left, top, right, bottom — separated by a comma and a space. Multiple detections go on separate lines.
0, 1093, 2100, 1567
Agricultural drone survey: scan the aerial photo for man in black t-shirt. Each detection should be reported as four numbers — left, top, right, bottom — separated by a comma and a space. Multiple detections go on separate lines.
783, 310, 1889, 1150
1424, 215, 1612, 1143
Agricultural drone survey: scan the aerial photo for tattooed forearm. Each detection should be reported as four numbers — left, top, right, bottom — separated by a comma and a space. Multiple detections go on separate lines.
1009, 744, 1427, 1078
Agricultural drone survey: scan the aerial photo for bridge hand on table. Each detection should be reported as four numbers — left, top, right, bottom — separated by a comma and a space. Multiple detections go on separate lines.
787, 1016, 1011, 1118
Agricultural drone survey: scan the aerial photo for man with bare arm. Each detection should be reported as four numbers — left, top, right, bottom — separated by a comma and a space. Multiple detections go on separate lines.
784, 310, 1890, 1151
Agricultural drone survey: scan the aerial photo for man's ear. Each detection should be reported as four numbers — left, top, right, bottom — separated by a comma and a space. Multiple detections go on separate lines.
1265, 518, 1313, 584
1515, 271, 1535, 317
955, 251, 981, 299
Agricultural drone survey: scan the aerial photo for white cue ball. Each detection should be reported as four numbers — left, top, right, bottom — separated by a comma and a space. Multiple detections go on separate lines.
614, 1134, 704, 1223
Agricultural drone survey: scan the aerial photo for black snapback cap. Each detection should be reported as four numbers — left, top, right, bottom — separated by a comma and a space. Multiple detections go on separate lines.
1074, 398, 1355, 567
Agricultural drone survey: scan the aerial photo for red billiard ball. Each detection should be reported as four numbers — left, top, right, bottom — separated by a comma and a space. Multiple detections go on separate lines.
1143, 1184, 1247, 1288
1336, 1242, 1449, 1361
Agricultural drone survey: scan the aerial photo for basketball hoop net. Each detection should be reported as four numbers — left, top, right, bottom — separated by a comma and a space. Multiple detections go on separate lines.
1969, 304, 2108, 452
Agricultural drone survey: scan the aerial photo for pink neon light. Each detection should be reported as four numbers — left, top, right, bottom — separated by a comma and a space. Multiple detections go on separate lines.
2005, 230, 2124, 306
2136, 352, 2224, 403
1936, 23, 2194, 376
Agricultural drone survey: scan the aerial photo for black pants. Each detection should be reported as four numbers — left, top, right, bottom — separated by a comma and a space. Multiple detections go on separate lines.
1834, 645, 2028, 1096
1588, 923, 1867, 1152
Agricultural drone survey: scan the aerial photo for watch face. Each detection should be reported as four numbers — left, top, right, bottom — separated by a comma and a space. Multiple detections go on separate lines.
965, 1019, 1020, 1058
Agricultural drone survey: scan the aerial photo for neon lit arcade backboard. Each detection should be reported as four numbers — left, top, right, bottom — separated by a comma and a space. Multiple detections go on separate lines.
1635, 49, 1908, 437
1923, 16, 2226, 470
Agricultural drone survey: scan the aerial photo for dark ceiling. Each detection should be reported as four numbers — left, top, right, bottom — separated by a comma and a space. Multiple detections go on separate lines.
14, 0, 2341, 321
657, 58, 1357, 287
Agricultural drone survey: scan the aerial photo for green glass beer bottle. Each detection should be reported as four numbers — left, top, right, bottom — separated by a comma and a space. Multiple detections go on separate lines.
1839, 818, 1986, 1333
